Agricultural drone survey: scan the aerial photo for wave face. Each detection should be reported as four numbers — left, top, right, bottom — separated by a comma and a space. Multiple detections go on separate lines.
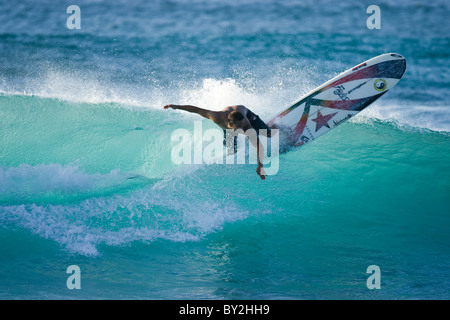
1, 0, 449, 299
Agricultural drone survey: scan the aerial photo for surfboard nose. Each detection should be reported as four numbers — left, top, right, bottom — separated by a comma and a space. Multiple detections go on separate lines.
390, 53, 404, 59
388, 53, 407, 78
375, 53, 407, 80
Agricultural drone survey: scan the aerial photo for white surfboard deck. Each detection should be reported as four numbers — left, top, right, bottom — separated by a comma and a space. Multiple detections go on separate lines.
267, 53, 407, 150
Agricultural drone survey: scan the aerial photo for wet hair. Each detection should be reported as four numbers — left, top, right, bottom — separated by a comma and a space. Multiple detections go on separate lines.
228, 111, 244, 122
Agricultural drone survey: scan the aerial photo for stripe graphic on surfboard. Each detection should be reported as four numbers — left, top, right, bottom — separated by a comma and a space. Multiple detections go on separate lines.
268, 53, 406, 148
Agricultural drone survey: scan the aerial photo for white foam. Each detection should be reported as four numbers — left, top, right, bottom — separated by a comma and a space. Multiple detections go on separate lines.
1, 62, 313, 119
0, 164, 126, 199
30, 69, 162, 107
0, 173, 248, 256
181, 78, 263, 110
2, 66, 447, 132
353, 101, 450, 133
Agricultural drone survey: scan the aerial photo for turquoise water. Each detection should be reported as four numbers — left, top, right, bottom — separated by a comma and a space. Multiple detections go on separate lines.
0, 0, 449, 299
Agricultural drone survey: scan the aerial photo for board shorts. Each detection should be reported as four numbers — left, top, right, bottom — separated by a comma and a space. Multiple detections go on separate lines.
246, 110, 272, 137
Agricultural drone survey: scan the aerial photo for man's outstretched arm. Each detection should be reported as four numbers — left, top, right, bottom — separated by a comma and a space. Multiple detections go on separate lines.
163, 104, 213, 120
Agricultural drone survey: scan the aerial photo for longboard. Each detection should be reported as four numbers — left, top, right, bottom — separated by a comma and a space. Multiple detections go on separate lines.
267, 53, 407, 149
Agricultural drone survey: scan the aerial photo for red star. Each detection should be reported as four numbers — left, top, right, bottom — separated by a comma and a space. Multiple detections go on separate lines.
311, 110, 338, 132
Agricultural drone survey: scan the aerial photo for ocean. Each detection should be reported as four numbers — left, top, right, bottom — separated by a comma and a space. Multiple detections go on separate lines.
0, 0, 449, 299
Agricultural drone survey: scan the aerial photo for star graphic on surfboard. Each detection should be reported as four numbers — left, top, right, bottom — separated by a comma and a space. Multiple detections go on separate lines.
311, 110, 338, 132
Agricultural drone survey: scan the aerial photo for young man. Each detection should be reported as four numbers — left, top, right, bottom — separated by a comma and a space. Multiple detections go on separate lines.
163, 104, 272, 180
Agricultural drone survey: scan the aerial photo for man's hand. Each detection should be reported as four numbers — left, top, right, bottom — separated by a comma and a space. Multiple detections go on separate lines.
257, 164, 266, 180
163, 104, 177, 110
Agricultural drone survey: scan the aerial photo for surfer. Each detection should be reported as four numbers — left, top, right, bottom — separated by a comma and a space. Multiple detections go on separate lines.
163, 104, 271, 180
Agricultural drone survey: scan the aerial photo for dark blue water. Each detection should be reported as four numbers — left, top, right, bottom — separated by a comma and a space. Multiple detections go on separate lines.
0, 0, 449, 299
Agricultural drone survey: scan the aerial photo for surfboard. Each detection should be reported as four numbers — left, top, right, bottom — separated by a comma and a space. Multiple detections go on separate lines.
267, 53, 407, 149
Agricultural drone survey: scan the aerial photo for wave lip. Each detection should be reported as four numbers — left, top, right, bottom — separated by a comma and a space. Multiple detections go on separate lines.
354, 102, 450, 133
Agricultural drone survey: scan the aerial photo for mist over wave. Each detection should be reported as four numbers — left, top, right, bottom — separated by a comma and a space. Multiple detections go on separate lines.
2, 68, 447, 133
